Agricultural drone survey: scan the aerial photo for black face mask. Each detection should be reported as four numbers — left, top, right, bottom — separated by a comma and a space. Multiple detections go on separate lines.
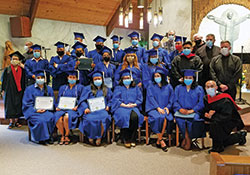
57, 51, 64, 56
96, 44, 103, 50
195, 40, 201, 45
103, 56, 110, 62
76, 51, 83, 57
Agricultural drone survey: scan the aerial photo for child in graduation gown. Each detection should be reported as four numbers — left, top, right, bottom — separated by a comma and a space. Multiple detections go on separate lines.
79, 70, 112, 146
146, 67, 174, 152
173, 69, 205, 150
55, 71, 85, 145
22, 69, 55, 144
111, 69, 144, 148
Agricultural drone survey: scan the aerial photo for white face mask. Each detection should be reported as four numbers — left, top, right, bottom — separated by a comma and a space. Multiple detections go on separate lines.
221, 47, 229, 56
11, 60, 20, 66
24, 46, 29, 52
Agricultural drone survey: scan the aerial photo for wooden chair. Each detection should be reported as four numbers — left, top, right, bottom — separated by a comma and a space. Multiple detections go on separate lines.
210, 152, 250, 175
144, 116, 171, 146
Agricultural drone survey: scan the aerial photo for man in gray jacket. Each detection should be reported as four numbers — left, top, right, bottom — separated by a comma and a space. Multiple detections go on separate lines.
210, 40, 242, 100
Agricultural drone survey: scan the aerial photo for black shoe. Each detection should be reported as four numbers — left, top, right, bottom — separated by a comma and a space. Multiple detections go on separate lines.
38, 141, 47, 145
156, 143, 161, 148
238, 131, 247, 145
208, 146, 224, 154
46, 137, 54, 145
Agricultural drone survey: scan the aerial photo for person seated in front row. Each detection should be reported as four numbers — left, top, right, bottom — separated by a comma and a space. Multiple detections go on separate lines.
173, 69, 205, 150
22, 69, 55, 144
79, 70, 112, 146
55, 71, 85, 145
145, 67, 174, 152
204, 80, 247, 153
111, 69, 144, 148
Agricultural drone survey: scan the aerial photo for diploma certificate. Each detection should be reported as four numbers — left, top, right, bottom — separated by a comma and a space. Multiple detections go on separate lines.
35, 97, 54, 110
58, 97, 77, 110
87, 96, 106, 112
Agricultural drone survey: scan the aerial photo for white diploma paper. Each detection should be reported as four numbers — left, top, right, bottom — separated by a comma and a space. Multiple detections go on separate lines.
35, 96, 54, 110
87, 96, 106, 112
58, 97, 77, 110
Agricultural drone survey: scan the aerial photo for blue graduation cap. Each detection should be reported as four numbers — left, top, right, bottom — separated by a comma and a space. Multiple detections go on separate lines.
30, 44, 41, 50
54, 41, 68, 48
72, 41, 87, 50
111, 35, 123, 42
88, 70, 103, 78
128, 31, 139, 38
175, 36, 187, 43
119, 68, 131, 78
74, 32, 85, 39
93, 36, 106, 43
150, 33, 164, 41
146, 49, 157, 57
66, 70, 78, 77
34, 68, 45, 77
99, 46, 112, 55
182, 69, 197, 76
154, 66, 169, 76
124, 47, 137, 54
9, 51, 25, 60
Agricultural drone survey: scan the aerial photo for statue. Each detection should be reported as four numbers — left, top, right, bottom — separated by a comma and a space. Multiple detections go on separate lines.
207, 8, 250, 51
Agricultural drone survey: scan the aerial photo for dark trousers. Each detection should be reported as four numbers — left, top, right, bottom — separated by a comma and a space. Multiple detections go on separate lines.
121, 111, 138, 143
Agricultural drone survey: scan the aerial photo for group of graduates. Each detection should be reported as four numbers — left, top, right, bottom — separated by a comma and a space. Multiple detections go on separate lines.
1, 31, 247, 153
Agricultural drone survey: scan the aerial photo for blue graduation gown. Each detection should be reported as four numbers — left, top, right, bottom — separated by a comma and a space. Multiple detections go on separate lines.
141, 63, 164, 88
79, 85, 112, 139
25, 58, 50, 85
169, 50, 182, 62
54, 84, 85, 129
87, 49, 102, 65
22, 84, 55, 142
145, 48, 171, 70
127, 46, 147, 64
49, 55, 72, 90
146, 83, 174, 134
114, 64, 142, 87
111, 85, 144, 128
94, 62, 116, 88
173, 85, 205, 139
111, 48, 125, 64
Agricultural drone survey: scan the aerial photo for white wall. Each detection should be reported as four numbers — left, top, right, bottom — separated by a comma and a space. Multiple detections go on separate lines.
0, 14, 142, 67
149, 0, 192, 46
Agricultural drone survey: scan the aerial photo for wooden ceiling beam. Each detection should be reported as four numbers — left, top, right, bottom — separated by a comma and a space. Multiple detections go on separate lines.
29, 0, 40, 29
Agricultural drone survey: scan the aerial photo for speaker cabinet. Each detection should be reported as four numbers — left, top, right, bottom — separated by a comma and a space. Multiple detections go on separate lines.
10, 16, 31, 37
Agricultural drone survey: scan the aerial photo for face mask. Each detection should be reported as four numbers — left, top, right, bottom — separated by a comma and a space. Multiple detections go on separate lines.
68, 79, 76, 85
11, 60, 20, 66
206, 40, 213, 48
184, 79, 193, 86
94, 80, 102, 87
123, 79, 132, 86
127, 57, 134, 64
132, 40, 138, 46
76, 51, 83, 57
24, 46, 29, 52
206, 88, 216, 97
36, 78, 45, 85
221, 47, 229, 56
33, 52, 40, 59
113, 43, 119, 49
74, 40, 80, 43
103, 56, 110, 62
150, 58, 158, 64
153, 41, 159, 47
168, 35, 174, 41
175, 45, 182, 51
57, 51, 64, 56
183, 49, 191, 56
195, 39, 201, 45
154, 77, 162, 84
95, 44, 103, 50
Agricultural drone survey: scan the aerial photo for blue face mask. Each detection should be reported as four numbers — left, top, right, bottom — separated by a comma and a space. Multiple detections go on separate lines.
154, 77, 162, 84
168, 35, 174, 41
206, 88, 216, 97
123, 79, 132, 86
68, 79, 76, 84
36, 78, 45, 85
113, 43, 119, 49
183, 49, 191, 56
74, 40, 79, 43
34, 52, 41, 58
150, 58, 158, 64
94, 80, 102, 87
132, 40, 138, 46
206, 40, 213, 48
153, 41, 159, 47
184, 79, 193, 86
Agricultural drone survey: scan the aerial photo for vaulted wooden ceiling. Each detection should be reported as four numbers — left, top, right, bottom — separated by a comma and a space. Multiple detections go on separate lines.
0, 0, 152, 36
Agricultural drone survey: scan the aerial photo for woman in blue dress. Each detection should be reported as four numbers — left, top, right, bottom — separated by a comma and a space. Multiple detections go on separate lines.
22, 69, 55, 144
55, 71, 85, 145
173, 69, 205, 150
111, 69, 144, 148
79, 70, 112, 146
146, 67, 174, 152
